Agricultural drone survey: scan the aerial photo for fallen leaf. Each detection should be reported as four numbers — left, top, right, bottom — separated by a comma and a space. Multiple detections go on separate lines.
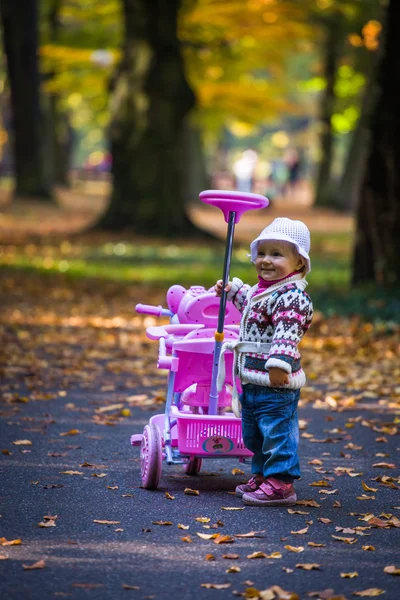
201, 583, 231, 589
12, 440, 32, 446
196, 533, 216, 540
226, 565, 241, 573
184, 488, 199, 496
222, 554, 240, 559
362, 545, 376, 551
205, 554, 216, 561
213, 535, 235, 544
247, 552, 268, 559
221, 506, 245, 510
308, 542, 326, 547
151, 521, 173, 526
181, 536, 192, 543
107, 486, 119, 490
296, 500, 321, 508
195, 517, 210, 523
372, 463, 395, 469
341, 572, 359, 578
0, 538, 22, 546
352, 589, 385, 597
384, 565, 400, 575
178, 524, 189, 530
296, 563, 320, 570
59, 429, 80, 436
267, 552, 282, 559
22, 560, 46, 570
165, 492, 175, 500
38, 520, 56, 528
332, 535, 357, 544
235, 531, 265, 538
284, 545, 304, 553
91, 473, 107, 478
288, 509, 309, 515
122, 584, 140, 590
93, 520, 120, 525
60, 470, 83, 476
232, 468, 245, 475
362, 481, 378, 492
309, 480, 331, 487
291, 527, 309, 535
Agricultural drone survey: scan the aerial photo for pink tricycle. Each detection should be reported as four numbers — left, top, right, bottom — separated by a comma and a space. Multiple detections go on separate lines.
131, 190, 269, 489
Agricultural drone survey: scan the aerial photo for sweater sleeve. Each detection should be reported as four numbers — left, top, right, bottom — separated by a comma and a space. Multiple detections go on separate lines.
227, 277, 251, 313
265, 289, 313, 373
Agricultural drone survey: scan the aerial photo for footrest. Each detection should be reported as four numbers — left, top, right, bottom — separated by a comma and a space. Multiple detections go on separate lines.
130, 433, 143, 447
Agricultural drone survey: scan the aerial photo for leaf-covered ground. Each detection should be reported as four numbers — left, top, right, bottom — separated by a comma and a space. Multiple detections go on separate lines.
0, 195, 399, 599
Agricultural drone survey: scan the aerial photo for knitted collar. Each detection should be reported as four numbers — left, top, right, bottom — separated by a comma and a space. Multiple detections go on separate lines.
257, 270, 300, 290
251, 272, 307, 300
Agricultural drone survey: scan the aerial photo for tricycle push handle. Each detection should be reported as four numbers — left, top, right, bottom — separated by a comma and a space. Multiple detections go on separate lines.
135, 303, 173, 318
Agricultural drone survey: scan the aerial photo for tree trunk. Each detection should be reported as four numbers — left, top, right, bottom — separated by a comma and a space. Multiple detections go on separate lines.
352, 0, 400, 286
0, 0, 52, 199
313, 12, 344, 208
95, 0, 206, 236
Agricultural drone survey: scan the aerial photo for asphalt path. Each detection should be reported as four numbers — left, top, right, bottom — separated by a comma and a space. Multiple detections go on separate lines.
1, 382, 399, 600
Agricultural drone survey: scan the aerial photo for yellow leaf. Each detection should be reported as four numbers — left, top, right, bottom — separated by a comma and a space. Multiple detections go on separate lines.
195, 517, 210, 523
184, 488, 199, 496
332, 535, 357, 544
340, 571, 359, 578
290, 527, 309, 535
0, 538, 22, 546
296, 563, 320, 570
205, 554, 216, 561
226, 565, 241, 573
284, 545, 304, 553
235, 530, 265, 538
12, 440, 32, 446
307, 542, 326, 547
222, 553, 240, 559
59, 429, 80, 436
60, 471, 83, 475
247, 552, 268, 559
362, 481, 378, 492
267, 552, 282, 559
288, 509, 309, 515
213, 535, 235, 544
221, 506, 245, 510
152, 521, 172, 526
165, 492, 175, 500
181, 536, 192, 543
362, 545, 376, 551
232, 468, 245, 475
178, 523, 189, 530
38, 520, 56, 528
91, 473, 107, 478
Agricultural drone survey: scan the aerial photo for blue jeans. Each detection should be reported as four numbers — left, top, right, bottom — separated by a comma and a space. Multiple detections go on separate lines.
240, 384, 301, 480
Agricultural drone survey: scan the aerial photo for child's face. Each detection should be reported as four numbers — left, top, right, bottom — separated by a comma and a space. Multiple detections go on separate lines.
255, 240, 304, 281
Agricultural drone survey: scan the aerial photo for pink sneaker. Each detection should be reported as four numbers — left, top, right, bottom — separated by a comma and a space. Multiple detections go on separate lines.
242, 477, 297, 506
235, 475, 264, 497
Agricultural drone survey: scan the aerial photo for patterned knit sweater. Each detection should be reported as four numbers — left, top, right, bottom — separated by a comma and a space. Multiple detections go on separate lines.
227, 272, 313, 389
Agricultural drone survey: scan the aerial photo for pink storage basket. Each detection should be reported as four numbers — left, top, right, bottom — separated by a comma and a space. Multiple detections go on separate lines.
176, 413, 252, 457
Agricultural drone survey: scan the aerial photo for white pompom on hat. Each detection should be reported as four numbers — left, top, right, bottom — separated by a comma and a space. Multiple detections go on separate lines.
249, 217, 311, 274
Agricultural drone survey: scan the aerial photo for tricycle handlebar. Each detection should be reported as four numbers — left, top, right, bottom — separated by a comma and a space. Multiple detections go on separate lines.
135, 303, 173, 318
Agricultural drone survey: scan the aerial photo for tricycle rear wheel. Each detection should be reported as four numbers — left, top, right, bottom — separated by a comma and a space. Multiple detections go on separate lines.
184, 457, 202, 476
140, 423, 162, 489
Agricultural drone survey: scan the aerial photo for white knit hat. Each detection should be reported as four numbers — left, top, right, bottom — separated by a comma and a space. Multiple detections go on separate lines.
249, 217, 311, 274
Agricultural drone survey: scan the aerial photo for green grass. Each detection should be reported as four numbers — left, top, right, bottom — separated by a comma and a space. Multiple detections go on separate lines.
1, 232, 399, 321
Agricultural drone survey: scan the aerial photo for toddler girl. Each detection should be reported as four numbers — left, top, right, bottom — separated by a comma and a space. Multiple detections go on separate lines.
215, 217, 313, 506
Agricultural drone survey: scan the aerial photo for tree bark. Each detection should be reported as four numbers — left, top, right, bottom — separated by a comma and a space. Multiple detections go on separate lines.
352, 0, 400, 286
313, 11, 344, 208
96, 0, 207, 236
0, 0, 52, 199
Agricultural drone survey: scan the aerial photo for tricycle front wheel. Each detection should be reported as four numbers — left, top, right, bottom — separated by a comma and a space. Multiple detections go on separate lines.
140, 423, 162, 489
